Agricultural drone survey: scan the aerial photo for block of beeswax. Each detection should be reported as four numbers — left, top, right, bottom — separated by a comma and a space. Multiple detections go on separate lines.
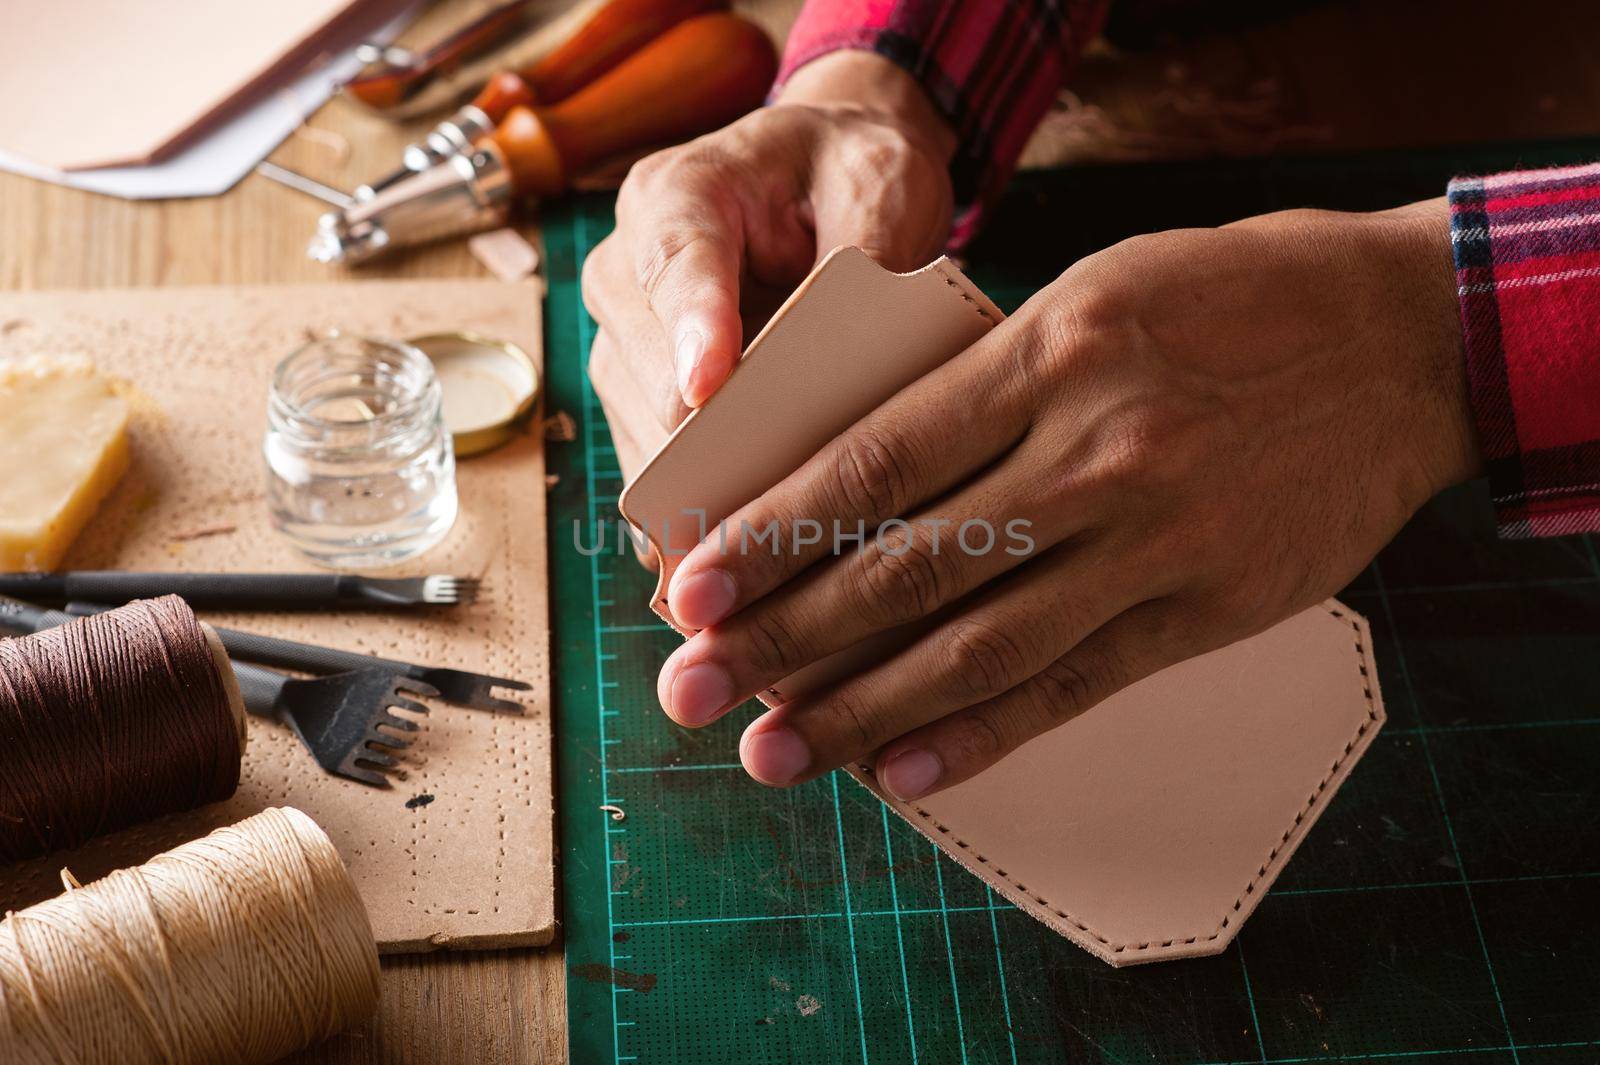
0, 357, 130, 571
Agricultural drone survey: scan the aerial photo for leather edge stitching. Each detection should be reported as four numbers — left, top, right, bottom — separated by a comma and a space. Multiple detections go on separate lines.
864, 601, 1382, 958
931, 263, 999, 326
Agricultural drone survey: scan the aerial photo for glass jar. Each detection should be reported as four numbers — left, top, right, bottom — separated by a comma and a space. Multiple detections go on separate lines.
265, 333, 457, 569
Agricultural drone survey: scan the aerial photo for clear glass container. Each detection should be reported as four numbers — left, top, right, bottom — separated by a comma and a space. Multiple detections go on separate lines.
265, 333, 457, 569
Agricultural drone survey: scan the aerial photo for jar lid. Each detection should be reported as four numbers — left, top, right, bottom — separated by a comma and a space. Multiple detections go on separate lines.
407, 332, 540, 458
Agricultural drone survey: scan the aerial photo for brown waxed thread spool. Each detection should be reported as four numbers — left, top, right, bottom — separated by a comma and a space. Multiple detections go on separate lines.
0, 806, 381, 1065
0, 596, 246, 862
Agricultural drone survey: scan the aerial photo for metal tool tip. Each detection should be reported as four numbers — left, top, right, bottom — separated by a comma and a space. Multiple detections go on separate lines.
308, 212, 389, 265
423, 574, 482, 604
307, 230, 346, 264
396, 677, 440, 699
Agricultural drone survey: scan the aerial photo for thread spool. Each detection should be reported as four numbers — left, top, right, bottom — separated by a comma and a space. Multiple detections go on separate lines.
0, 596, 245, 862
0, 806, 381, 1065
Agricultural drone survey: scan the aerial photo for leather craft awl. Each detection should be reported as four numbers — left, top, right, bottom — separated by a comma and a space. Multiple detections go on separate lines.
613, 248, 1387, 965
310, 12, 775, 264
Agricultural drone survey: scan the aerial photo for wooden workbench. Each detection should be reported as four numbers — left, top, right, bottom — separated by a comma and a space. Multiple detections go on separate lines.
0, 6, 569, 1062
0, 1, 1592, 1062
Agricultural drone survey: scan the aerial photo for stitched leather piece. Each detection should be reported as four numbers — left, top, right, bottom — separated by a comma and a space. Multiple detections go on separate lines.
856, 602, 1381, 964
615, 248, 1385, 965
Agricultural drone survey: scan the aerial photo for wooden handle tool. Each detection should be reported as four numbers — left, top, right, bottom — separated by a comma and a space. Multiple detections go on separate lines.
358, 0, 725, 198
510, 0, 727, 107
313, 13, 776, 264
345, 0, 544, 111
488, 13, 777, 197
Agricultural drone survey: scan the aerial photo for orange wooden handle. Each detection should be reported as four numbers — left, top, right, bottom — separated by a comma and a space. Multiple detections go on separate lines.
489, 13, 777, 197
468, 0, 728, 124
471, 71, 537, 121
522, 0, 728, 105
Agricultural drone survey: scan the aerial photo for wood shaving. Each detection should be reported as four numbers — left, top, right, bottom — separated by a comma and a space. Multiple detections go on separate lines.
469, 228, 541, 282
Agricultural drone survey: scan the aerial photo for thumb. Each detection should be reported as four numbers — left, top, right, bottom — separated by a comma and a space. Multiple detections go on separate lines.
656, 235, 744, 409
623, 179, 747, 409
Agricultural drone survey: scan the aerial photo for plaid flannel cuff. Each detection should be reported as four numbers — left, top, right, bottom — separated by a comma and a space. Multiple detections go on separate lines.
1449, 162, 1600, 539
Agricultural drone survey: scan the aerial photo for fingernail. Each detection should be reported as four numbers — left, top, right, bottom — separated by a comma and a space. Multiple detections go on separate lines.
671, 568, 737, 629
741, 725, 811, 785
881, 748, 942, 801
669, 662, 735, 726
674, 328, 706, 401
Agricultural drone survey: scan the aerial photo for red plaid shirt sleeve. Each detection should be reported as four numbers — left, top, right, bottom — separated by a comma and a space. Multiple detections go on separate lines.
1451, 163, 1600, 538
776, 0, 1108, 247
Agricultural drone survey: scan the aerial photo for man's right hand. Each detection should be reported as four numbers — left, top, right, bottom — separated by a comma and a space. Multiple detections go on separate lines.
582, 49, 957, 437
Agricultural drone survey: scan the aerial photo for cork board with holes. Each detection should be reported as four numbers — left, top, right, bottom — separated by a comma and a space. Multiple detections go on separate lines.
0, 281, 553, 952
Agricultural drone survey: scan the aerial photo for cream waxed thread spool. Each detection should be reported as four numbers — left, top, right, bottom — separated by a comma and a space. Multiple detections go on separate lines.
0, 596, 245, 862
0, 806, 380, 1065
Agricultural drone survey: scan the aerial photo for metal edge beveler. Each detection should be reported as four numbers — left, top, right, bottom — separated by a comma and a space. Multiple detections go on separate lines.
309, 146, 514, 265
357, 103, 499, 201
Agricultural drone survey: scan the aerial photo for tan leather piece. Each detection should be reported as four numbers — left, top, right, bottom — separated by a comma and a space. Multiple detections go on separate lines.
0, 0, 377, 171
611, 248, 1385, 965
0, 281, 553, 953
621, 247, 1003, 614
858, 603, 1381, 964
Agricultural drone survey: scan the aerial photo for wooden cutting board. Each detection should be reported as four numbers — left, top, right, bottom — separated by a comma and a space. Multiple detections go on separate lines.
0, 279, 554, 953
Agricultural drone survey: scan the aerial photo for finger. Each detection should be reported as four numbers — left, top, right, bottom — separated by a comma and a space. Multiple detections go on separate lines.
589, 331, 669, 503
733, 542, 1150, 786
657, 444, 1076, 726
616, 162, 746, 409
664, 323, 1032, 630
583, 235, 687, 432
871, 600, 1202, 801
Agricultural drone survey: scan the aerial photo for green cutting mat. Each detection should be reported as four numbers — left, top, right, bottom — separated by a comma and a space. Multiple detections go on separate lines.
549, 140, 1600, 1064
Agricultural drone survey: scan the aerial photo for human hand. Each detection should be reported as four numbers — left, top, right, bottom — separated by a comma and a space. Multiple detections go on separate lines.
656, 200, 1480, 800
582, 49, 956, 437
